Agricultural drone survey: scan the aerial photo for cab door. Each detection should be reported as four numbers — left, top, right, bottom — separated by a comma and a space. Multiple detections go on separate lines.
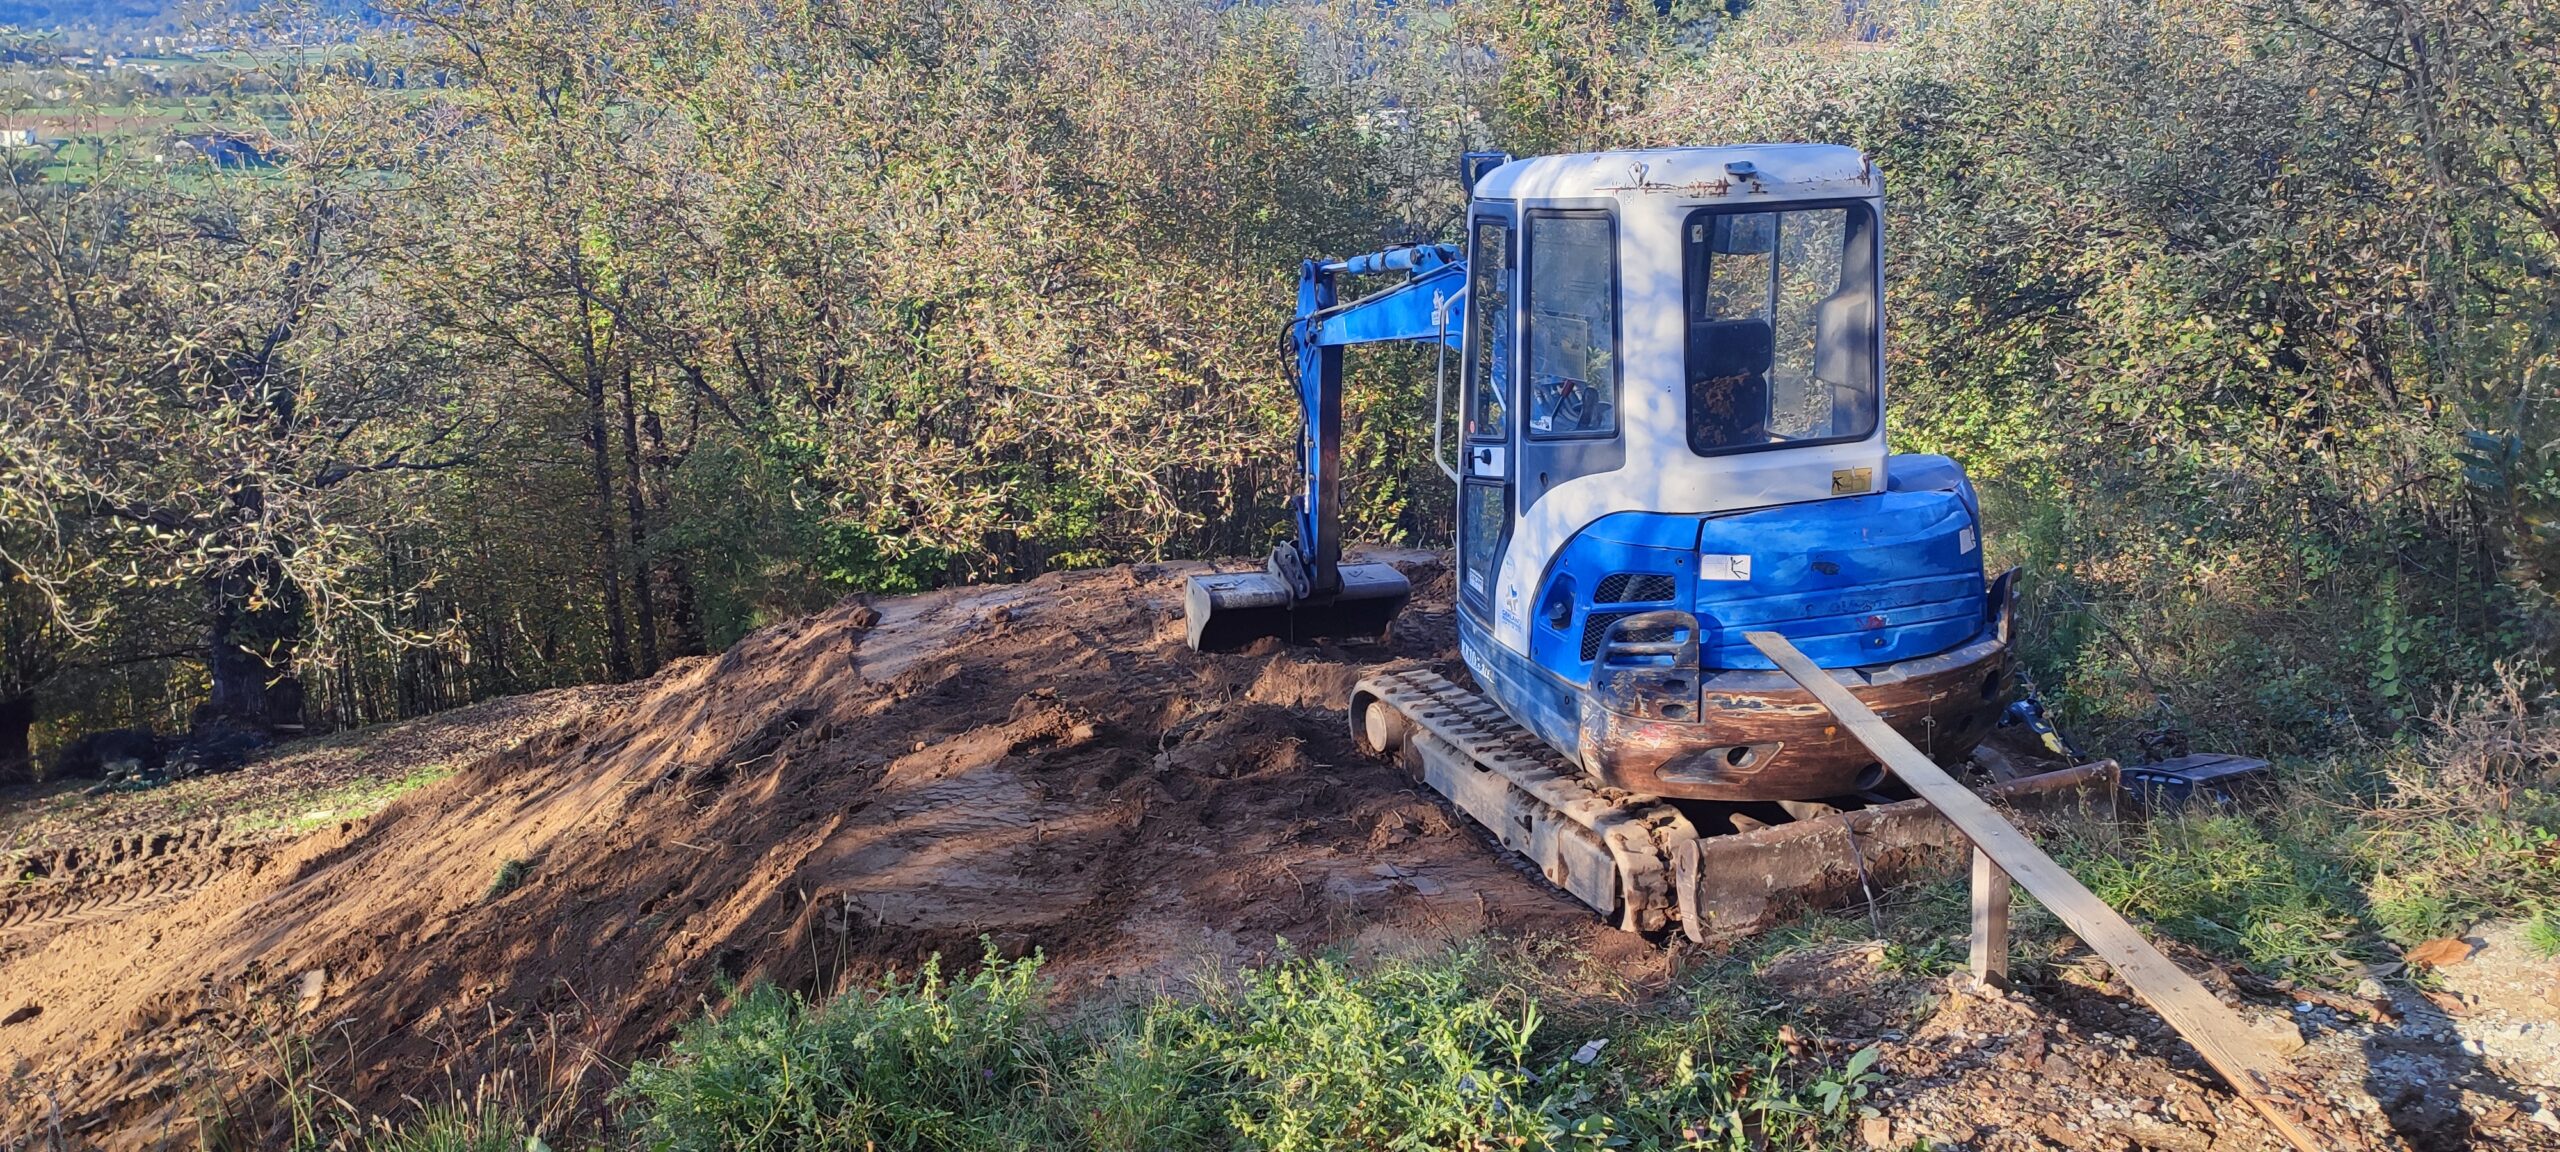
1457, 210, 1516, 631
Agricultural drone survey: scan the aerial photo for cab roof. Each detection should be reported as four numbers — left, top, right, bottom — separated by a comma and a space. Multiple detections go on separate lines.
1471, 144, 1877, 204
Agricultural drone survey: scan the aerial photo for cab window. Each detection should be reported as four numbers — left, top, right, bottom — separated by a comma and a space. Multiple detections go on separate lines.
1524, 212, 1618, 438
1465, 217, 1512, 440
1683, 204, 1880, 455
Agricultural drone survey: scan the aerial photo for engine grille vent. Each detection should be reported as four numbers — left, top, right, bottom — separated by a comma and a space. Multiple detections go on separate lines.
1593, 572, 1679, 604
1581, 612, 1634, 661
1581, 614, 1685, 662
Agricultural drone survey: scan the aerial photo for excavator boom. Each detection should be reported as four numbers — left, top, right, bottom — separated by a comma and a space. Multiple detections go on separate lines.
1183, 242, 1464, 650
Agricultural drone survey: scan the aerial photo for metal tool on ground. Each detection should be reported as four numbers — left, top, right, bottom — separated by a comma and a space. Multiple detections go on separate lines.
2123, 753, 2276, 810
1746, 629, 2362, 1152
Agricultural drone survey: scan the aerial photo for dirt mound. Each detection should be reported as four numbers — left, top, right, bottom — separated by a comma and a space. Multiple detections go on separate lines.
0, 552, 1595, 1143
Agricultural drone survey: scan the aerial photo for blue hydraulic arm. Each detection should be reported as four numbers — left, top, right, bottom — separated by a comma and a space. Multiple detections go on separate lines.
1274, 242, 1466, 601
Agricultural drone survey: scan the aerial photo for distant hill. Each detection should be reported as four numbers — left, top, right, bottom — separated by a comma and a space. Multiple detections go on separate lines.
0, 0, 171, 30
0, 0, 377, 33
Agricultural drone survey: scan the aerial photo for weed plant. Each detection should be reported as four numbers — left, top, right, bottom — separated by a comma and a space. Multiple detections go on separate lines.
486, 858, 531, 901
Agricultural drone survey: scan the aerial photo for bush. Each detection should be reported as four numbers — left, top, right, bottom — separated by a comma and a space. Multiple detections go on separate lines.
2348, 671, 2560, 945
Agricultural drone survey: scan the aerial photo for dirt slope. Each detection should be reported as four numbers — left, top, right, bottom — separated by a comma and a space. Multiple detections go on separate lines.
7, 556, 2551, 1150
3, 554, 1613, 1143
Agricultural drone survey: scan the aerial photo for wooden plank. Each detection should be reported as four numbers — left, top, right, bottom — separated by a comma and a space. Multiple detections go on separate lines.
1744, 631, 2337, 1152
1969, 847, 2010, 989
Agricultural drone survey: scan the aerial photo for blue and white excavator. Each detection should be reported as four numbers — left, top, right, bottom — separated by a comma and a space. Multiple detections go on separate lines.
1188, 146, 2074, 939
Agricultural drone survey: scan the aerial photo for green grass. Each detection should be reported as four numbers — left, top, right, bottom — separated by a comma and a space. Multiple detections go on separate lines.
2036, 678, 2560, 983
2066, 812, 2373, 975
354, 1101, 538, 1152
234, 764, 457, 836
612, 943, 1882, 1152
2523, 909, 2560, 960
2049, 792, 2559, 983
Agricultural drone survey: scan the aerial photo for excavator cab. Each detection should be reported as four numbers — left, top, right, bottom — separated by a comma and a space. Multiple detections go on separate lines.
1190, 145, 2014, 803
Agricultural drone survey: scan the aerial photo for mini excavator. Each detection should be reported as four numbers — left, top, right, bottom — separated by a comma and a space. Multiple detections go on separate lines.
1192, 147, 2327, 1140
1188, 146, 2105, 939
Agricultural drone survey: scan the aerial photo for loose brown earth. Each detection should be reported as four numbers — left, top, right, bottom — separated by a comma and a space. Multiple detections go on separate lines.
2, 557, 2554, 1150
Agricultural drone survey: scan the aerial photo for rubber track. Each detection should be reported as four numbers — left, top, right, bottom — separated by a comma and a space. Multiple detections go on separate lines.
1360, 669, 1700, 934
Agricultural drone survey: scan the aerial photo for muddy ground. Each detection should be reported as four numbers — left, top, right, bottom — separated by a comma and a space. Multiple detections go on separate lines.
2, 556, 2555, 1150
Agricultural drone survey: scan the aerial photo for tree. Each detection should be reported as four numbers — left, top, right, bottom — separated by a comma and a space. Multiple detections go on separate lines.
0, 90, 484, 738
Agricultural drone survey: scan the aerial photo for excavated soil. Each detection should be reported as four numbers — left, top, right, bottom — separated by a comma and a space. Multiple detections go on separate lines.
4, 556, 2555, 1150
3, 554, 1614, 1144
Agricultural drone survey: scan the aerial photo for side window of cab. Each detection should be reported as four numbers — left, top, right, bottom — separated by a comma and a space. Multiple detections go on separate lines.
1465, 217, 1512, 441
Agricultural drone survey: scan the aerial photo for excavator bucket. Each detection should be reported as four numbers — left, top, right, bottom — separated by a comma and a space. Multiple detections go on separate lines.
1184, 562, 1410, 652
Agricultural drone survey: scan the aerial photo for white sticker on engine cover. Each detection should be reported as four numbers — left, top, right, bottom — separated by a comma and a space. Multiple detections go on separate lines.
1700, 553, 1752, 581
1960, 527, 1978, 554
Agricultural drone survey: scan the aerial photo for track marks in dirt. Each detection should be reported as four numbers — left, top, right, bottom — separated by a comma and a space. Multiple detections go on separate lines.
0, 823, 257, 958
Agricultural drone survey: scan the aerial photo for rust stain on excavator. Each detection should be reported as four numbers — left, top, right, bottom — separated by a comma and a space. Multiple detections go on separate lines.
1582, 639, 2013, 801
1601, 177, 1735, 196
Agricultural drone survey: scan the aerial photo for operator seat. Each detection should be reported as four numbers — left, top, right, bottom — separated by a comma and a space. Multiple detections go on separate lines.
1686, 317, 1775, 453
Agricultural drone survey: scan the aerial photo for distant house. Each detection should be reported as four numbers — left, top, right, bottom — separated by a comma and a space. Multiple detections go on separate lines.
0, 129, 34, 148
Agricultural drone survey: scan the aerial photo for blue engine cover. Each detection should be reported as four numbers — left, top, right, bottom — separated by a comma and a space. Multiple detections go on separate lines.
1528, 455, 1988, 678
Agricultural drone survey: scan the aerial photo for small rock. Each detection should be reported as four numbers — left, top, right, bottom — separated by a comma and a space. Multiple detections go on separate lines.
296, 969, 327, 1014
2461, 1038, 2486, 1057
1859, 1116, 1895, 1148
1570, 1038, 1607, 1065
2533, 1108, 2560, 1135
